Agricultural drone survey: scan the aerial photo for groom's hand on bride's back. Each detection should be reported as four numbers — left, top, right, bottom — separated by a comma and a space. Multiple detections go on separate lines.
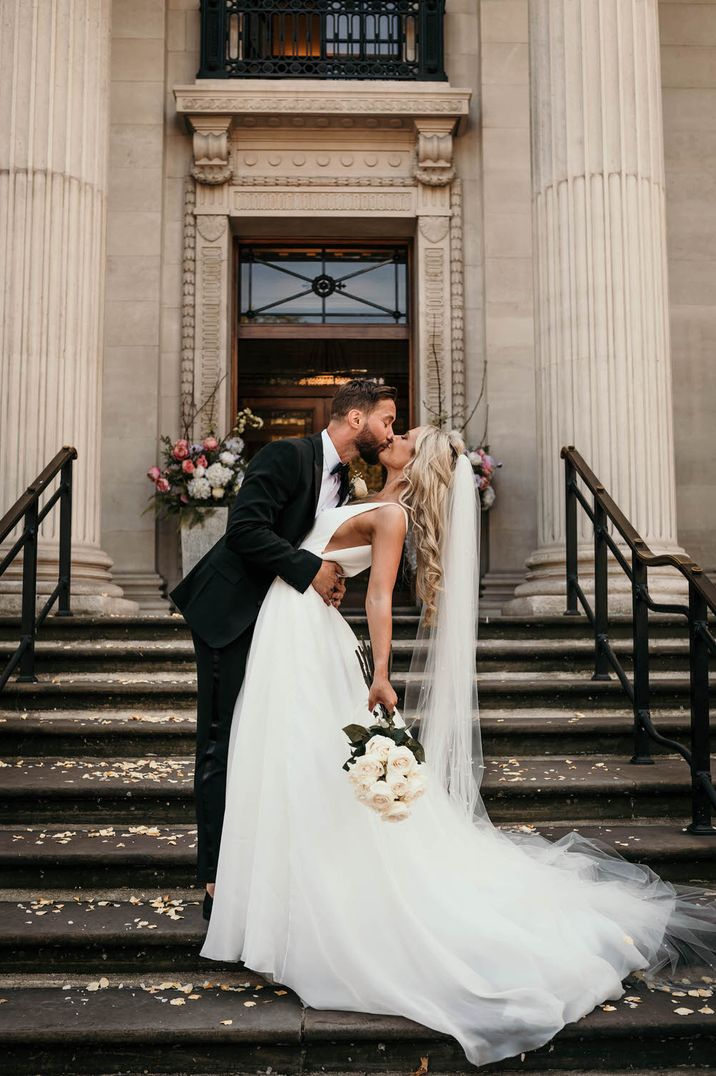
312, 561, 346, 606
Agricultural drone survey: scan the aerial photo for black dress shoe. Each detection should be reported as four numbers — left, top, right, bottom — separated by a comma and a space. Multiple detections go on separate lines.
202, 890, 214, 921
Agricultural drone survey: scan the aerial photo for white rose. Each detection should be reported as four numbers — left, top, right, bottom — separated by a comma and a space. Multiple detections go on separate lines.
368, 780, 396, 813
350, 755, 384, 786
194, 465, 206, 478
211, 487, 225, 500
402, 771, 427, 803
365, 735, 394, 762
481, 485, 496, 509
351, 476, 368, 499
467, 450, 482, 466
383, 801, 411, 823
385, 771, 409, 796
386, 746, 416, 776
219, 451, 236, 465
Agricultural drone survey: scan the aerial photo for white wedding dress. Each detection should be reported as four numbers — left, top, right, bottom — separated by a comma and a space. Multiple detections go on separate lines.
200, 500, 716, 1068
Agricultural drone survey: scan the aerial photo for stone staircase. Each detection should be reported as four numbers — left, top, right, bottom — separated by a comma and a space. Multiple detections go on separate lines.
0, 611, 714, 1075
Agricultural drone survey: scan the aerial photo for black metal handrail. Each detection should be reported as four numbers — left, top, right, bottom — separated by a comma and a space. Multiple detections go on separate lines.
0, 447, 77, 689
562, 445, 716, 836
199, 0, 446, 80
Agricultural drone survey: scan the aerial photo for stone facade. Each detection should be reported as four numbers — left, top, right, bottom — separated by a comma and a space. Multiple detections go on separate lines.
1, 0, 715, 613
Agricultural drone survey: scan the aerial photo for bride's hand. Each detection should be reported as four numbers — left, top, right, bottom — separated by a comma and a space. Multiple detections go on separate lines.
369, 676, 397, 715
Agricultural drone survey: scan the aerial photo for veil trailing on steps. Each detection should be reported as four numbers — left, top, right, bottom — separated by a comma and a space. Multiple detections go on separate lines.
404, 448, 716, 984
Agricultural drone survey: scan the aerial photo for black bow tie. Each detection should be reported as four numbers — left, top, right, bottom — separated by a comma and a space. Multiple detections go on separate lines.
330, 461, 349, 478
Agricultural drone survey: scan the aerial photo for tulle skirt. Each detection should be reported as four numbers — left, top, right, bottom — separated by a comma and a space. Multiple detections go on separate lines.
200, 575, 716, 1068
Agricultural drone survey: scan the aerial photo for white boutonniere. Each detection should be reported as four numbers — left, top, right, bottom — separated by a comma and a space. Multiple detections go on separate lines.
349, 475, 368, 499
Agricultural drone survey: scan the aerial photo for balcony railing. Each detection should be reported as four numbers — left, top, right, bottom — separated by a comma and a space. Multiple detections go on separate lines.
198, 0, 446, 80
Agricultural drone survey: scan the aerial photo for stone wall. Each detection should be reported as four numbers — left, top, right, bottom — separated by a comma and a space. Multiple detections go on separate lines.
660, 0, 716, 570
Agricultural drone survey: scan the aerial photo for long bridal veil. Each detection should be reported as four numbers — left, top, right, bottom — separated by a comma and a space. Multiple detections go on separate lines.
403, 446, 716, 982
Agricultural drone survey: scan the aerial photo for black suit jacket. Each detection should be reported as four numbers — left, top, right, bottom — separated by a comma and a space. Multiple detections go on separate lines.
169, 431, 347, 648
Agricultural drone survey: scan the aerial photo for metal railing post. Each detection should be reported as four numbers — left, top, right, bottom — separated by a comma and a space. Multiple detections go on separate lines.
57, 456, 73, 617
688, 581, 713, 834
563, 453, 579, 616
631, 553, 653, 764
592, 496, 611, 680
17, 501, 38, 683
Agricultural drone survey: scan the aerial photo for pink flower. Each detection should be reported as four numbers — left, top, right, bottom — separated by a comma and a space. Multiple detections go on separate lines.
146, 466, 161, 481
155, 477, 170, 493
196, 454, 208, 468
172, 439, 190, 460
182, 459, 195, 474
478, 475, 490, 491
180, 494, 189, 504
202, 435, 219, 451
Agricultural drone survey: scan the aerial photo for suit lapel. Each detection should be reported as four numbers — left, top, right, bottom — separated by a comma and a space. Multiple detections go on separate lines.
310, 431, 324, 515
338, 467, 351, 506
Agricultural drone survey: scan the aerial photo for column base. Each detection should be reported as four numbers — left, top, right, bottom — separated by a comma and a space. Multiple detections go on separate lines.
502, 542, 692, 616
0, 540, 140, 615
111, 571, 170, 613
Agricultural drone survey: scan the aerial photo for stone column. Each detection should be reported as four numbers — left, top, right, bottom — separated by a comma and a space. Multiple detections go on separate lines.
0, 0, 137, 613
505, 0, 687, 614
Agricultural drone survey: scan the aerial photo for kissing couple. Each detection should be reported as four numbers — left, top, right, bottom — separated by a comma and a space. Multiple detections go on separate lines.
171, 378, 716, 1069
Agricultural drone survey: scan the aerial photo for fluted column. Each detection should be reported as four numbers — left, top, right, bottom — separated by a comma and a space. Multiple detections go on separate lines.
0, 0, 137, 613
506, 0, 687, 614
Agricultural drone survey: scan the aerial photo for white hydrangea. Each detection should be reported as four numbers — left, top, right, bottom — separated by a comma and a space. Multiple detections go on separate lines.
224, 437, 244, 455
219, 450, 236, 466
481, 485, 496, 509
205, 462, 233, 487
188, 476, 211, 500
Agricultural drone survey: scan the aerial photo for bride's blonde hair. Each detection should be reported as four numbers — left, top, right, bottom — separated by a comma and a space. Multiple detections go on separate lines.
398, 426, 467, 621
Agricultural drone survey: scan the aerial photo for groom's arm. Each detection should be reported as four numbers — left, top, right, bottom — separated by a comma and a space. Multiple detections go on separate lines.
224, 439, 322, 593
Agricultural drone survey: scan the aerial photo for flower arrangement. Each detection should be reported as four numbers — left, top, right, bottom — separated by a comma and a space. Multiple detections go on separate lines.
145, 408, 264, 529
342, 639, 427, 822
467, 446, 501, 511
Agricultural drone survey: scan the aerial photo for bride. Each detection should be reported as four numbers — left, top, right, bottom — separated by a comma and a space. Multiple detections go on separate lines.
200, 424, 716, 1068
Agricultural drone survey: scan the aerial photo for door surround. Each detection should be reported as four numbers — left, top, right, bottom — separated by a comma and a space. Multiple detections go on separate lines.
174, 82, 471, 440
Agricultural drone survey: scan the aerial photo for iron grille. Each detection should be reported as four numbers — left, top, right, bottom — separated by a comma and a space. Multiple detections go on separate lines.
199, 0, 446, 80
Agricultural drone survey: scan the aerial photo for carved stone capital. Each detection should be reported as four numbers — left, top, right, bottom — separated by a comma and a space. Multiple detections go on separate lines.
414, 118, 456, 188
188, 114, 233, 186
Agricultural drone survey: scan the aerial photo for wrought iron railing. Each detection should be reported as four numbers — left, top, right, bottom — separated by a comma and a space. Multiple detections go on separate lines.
0, 447, 76, 690
562, 445, 716, 836
198, 0, 446, 80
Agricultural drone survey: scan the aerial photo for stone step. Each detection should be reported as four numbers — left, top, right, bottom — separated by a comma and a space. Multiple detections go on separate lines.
0, 705, 691, 758
0, 754, 702, 824
0, 635, 695, 675
0, 612, 702, 644
0, 670, 709, 711
0, 967, 713, 1075
1, 816, 714, 891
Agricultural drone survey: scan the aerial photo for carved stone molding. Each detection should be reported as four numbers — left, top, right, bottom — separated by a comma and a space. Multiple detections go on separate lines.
232, 188, 415, 215
180, 178, 196, 428
449, 180, 465, 422
414, 118, 457, 187
423, 245, 447, 418
175, 86, 472, 123
418, 215, 450, 243
189, 114, 233, 186
231, 174, 416, 188
196, 215, 228, 242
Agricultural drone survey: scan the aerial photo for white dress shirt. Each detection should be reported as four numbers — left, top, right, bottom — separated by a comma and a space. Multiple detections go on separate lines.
315, 428, 344, 516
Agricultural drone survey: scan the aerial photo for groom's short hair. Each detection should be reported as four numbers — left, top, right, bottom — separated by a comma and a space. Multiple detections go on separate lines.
331, 378, 397, 418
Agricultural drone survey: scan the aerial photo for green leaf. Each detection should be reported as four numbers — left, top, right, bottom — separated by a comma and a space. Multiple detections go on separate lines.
342, 724, 370, 744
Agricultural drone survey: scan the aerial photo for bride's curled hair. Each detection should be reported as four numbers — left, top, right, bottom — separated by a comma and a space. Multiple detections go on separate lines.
399, 426, 467, 621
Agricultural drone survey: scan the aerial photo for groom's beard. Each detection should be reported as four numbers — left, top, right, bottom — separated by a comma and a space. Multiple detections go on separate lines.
355, 428, 389, 465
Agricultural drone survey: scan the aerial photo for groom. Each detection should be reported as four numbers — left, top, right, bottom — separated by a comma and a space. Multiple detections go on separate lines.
169, 378, 397, 919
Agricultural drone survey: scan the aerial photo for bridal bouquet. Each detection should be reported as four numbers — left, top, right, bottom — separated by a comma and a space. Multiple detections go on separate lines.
342, 639, 427, 822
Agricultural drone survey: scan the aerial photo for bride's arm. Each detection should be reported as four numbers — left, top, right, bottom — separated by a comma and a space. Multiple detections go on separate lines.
365, 505, 407, 714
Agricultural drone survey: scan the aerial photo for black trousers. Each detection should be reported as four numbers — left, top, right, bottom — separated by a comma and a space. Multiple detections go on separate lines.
190, 623, 255, 884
